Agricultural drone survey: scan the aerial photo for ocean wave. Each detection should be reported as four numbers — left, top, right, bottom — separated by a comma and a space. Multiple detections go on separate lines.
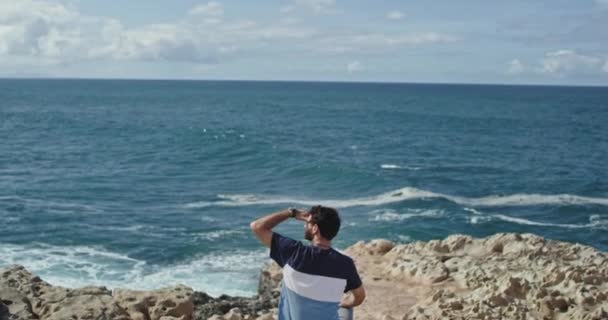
370, 208, 444, 222
380, 164, 421, 170
492, 214, 607, 229
184, 187, 608, 209
201, 216, 217, 222
2, 216, 21, 223
467, 215, 494, 224
464, 207, 485, 216
465, 209, 607, 230
191, 229, 245, 241
0, 195, 102, 213
73, 224, 187, 235
98, 225, 147, 233
397, 235, 413, 243
0, 243, 265, 297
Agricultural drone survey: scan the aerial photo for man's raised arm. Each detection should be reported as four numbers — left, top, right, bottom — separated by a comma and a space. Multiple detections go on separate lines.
250, 208, 308, 247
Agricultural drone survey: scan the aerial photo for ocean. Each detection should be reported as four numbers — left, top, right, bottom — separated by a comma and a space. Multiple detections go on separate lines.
1, 79, 607, 296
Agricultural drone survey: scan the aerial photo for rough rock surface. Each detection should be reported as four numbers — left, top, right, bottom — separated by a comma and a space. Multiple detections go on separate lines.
113, 285, 194, 320
259, 233, 608, 320
0, 265, 198, 320
392, 233, 608, 320
0, 265, 275, 320
191, 292, 275, 320
2, 233, 607, 320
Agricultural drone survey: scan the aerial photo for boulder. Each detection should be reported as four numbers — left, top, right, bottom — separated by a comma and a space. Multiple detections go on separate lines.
113, 285, 194, 320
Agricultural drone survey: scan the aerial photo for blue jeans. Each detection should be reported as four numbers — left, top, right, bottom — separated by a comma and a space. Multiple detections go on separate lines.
339, 307, 353, 320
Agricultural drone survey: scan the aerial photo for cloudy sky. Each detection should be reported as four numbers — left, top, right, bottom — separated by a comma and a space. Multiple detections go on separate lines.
1, 0, 607, 85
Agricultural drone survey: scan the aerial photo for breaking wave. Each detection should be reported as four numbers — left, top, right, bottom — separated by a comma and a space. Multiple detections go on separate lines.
465, 208, 607, 230
380, 164, 421, 170
0, 243, 265, 297
370, 208, 445, 222
184, 187, 608, 209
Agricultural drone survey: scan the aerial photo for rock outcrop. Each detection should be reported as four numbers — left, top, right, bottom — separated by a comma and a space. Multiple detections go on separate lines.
391, 233, 608, 320
0, 265, 192, 320
0, 265, 273, 320
259, 233, 608, 320
191, 292, 275, 320
2, 233, 607, 320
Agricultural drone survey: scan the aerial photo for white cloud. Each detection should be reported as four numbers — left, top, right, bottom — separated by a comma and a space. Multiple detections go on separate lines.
320, 32, 458, 53
189, 2, 224, 17
0, 0, 77, 24
0, 0, 319, 66
111, 24, 218, 62
280, 5, 295, 14
280, 17, 300, 25
0, 0, 111, 63
294, 0, 341, 15
0, 0, 459, 74
387, 11, 404, 20
347, 60, 363, 73
507, 59, 525, 75
390, 32, 458, 45
540, 50, 604, 75
188, 2, 224, 25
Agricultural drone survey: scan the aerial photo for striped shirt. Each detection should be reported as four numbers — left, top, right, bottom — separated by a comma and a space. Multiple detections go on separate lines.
270, 232, 362, 320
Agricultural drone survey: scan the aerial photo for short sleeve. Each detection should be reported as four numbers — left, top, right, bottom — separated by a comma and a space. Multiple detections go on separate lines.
270, 232, 301, 267
344, 259, 362, 292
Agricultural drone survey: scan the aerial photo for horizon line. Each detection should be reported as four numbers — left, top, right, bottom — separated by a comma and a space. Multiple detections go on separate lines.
0, 76, 607, 89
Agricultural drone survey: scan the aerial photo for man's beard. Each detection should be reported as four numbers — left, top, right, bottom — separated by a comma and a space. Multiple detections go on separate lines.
304, 228, 313, 241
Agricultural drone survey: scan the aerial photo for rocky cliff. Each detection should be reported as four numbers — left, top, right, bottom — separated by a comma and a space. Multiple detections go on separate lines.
2, 233, 607, 320
0, 265, 275, 320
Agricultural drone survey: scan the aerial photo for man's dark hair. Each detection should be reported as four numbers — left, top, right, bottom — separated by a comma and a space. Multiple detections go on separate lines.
309, 205, 341, 240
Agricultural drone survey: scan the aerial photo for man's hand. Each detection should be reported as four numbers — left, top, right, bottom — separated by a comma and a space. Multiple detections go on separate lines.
293, 209, 310, 222
339, 286, 366, 308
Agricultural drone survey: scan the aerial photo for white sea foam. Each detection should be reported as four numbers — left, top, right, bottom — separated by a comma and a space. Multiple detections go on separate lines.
457, 194, 608, 207
184, 188, 435, 208
201, 216, 217, 222
464, 207, 493, 224
492, 214, 608, 229
76, 224, 187, 236
125, 250, 267, 297
3, 216, 21, 223
467, 215, 493, 224
464, 209, 607, 230
380, 164, 421, 170
371, 208, 444, 222
464, 207, 483, 215
0, 243, 265, 297
192, 229, 244, 241
184, 187, 608, 209
397, 235, 413, 242
100, 225, 147, 233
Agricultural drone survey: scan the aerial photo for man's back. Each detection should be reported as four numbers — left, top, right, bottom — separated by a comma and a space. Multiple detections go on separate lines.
271, 232, 361, 320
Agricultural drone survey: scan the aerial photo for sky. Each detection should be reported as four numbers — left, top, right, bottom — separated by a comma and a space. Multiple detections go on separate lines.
0, 0, 607, 85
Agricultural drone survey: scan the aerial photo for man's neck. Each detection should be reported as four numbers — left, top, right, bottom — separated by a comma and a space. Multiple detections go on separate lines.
311, 237, 332, 249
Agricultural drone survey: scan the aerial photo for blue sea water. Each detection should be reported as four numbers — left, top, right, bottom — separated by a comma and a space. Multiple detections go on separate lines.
1, 79, 607, 296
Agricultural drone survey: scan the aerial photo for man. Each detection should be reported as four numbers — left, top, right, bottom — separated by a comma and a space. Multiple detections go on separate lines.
250, 205, 365, 320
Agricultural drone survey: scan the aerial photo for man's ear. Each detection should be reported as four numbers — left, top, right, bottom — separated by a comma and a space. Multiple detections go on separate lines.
312, 224, 319, 235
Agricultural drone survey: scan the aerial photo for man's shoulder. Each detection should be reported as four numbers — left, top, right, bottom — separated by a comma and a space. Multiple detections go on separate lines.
331, 248, 355, 264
